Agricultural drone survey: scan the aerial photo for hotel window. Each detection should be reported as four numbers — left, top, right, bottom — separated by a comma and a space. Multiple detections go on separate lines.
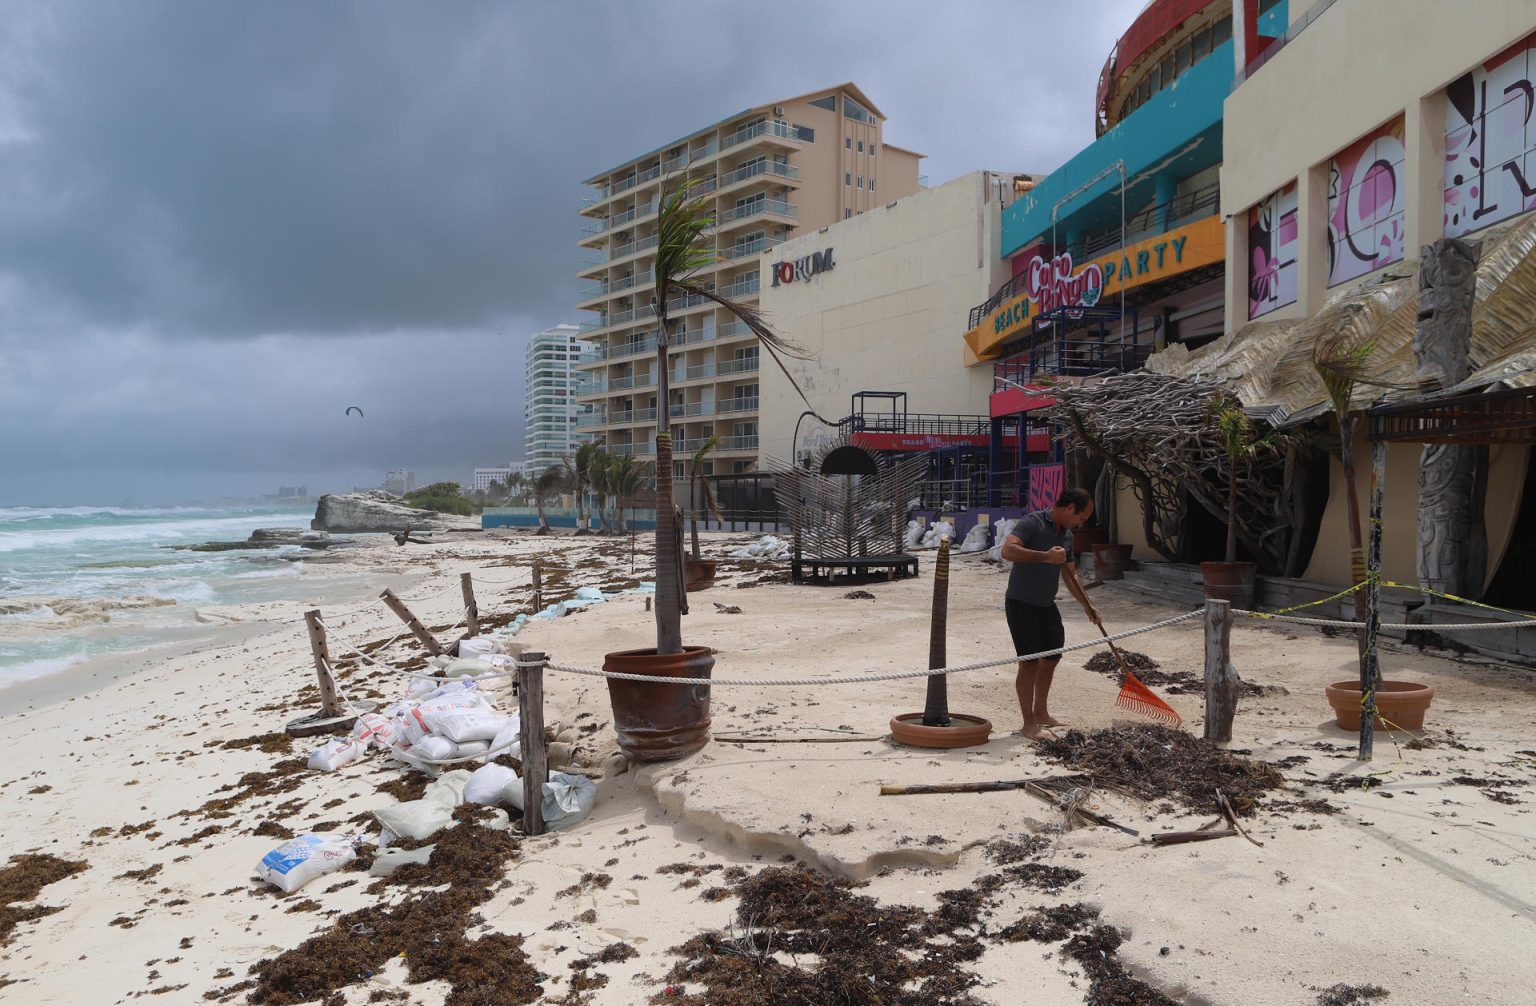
846, 136, 852, 149
845, 172, 852, 185
794, 124, 815, 142
1176, 40, 1193, 74
1212, 16, 1232, 45
857, 139, 864, 152
869, 178, 875, 192
857, 176, 863, 189
1192, 27, 1211, 59
809, 94, 836, 111
843, 95, 872, 123
1160, 54, 1175, 85
845, 209, 853, 219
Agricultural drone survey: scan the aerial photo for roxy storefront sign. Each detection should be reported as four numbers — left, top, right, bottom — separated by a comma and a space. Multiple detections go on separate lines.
770, 247, 835, 286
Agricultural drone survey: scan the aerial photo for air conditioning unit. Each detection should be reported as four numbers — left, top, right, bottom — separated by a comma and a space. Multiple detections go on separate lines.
774, 106, 784, 115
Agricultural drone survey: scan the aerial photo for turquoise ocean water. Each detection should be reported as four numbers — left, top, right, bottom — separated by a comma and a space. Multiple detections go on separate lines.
0, 505, 358, 687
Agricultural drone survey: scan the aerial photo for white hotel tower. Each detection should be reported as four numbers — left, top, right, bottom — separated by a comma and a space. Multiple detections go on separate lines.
522, 324, 599, 478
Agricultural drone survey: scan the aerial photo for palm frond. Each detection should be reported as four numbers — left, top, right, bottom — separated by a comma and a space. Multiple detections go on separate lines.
700, 475, 724, 524
689, 435, 719, 476
654, 179, 719, 303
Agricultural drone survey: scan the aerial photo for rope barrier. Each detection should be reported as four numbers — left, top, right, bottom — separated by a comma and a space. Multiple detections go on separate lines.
314, 610, 1202, 688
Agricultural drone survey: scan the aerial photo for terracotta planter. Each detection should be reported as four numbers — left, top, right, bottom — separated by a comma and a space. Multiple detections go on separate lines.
889, 712, 993, 749
1071, 526, 1107, 559
1200, 561, 1258, 610
1325, 680, 1435, 731
684, 558, 717, 592
1091, 543, 1134, 581
604, 646, 714, 761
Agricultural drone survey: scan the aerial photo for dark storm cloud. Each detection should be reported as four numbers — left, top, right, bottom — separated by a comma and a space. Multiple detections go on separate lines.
0, 0, 1142, 503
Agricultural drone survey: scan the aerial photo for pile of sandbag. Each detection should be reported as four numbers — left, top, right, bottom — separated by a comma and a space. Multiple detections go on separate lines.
727, 535, 790, 560
902, 519, 924, 549
957, 521, 990, 553
920, 521, 955, 549
987, 517, 1019, 562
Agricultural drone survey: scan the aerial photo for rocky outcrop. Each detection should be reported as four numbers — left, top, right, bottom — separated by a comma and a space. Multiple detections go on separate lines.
310, 490, 478, 534
176, 528, 339, 552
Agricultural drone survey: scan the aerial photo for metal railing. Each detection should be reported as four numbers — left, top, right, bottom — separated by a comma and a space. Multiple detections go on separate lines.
718, 274, 760, 299
716, 396, 759, 414
672, 401, 715, 418
606, 337, 657, 360
720, 198, 797, 223
576, 413, 606, 428
682, 361, 717, 380
840, 412, 991, 438
717, 434, 760, 450
719, 159, 799, 187
609, 407, 658, 425
716, 320, 750, 339
610, 233, 660, 260
579, 284, 608, 302
718, 355, 759, 375
721, 119, 800, 150
726, 236, 785, 260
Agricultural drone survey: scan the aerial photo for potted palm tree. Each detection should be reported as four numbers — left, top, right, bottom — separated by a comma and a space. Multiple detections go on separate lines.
684, 436, 723, 591
603, 178, 811, 761
1200, 401, 1262, 609
563, 442, 600, 535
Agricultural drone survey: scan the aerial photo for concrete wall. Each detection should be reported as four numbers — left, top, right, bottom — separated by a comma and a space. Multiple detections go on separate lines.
1223, 0, 1536, 323
755, 172, 1011, 465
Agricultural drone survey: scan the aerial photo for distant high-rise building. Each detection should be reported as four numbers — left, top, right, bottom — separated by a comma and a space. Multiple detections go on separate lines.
575, 83, 923, 477
384, 469, 417, 496
523, 324, 599, 478
471, 467, 516, 493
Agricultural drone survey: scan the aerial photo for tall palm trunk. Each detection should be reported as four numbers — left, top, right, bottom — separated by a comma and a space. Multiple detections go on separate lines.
653, 306, 683, 655
689, 475, 702, 560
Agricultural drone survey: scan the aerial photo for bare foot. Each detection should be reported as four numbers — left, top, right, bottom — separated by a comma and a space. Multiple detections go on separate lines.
1013, 725, 1047, 740
1036, 715, 1068, 728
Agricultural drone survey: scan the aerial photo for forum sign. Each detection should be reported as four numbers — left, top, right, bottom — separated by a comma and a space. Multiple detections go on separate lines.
770, 248, 836, 286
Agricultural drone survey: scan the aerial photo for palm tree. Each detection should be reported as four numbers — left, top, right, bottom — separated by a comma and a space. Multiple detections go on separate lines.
563, 442, 601, 534
649, 178, 812, 654
1314, 338, 1378, 657
687, 436, 723, 560
588, 449, 613, 535
608, 454, 651, 536
533, 465, 566, 536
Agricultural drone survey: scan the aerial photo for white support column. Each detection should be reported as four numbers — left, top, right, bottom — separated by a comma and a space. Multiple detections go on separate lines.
1406, 95, 1447, 254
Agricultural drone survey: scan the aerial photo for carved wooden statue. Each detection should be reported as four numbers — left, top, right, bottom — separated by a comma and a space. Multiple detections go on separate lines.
1413, 237, 1484, 600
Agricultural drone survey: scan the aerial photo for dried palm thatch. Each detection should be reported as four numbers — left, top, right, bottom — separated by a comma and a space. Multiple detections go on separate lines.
1045, 372, 1310, 570
1147, 211, 1536, 421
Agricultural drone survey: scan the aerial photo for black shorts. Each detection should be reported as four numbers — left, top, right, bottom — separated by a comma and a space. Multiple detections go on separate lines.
1005, 598, 1064, 662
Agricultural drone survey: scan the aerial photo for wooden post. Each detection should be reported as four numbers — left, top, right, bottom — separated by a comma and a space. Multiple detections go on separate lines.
921, 537, 952, 726
460, 573, 479, 638
379, 588, 445, 655
531, 560, 543, 612
630, 533, 636, 573
303, 609, 345, 717
1360, 438, 1387, 762
519, 651, 549, 836
1203, 598, 1237, 742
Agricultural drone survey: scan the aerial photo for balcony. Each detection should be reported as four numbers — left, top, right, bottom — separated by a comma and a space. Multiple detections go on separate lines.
719, 198, 797, 226
578, 283, 609, 304
718, 159, 800, 190
717, 356, 759, 376
717, 435, 760, 451
576, 413, 606, 428
671, 400, 715, 418
676, 325, 717, 347
717, 274, 761, 300
725, 236, 785, 261
609, 407, 658, 426
608, 373, 657, 392
606, 336, 658, 361
721, 119, 800, 150
610, 233, 660, 261
716, 396, 759, 415
716, 320, 751, 340
681, 361, 716, 381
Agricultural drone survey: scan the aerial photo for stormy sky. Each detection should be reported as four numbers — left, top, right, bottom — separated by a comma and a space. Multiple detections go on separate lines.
0, 0, 1140, 506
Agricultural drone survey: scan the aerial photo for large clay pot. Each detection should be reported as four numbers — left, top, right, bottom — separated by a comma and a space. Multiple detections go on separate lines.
1325, 680, 1435, 731
1091, 543, 1134, 580
1200, 561, 1258, 610
1071, 526, 1107, 560
604, 646, 713, 761
684, 558, 716, 592
889, 713, 993, 749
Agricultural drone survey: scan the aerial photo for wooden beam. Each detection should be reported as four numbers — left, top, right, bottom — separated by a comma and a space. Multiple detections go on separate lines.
460, 572, 479, 638
303, 609, 345, 718
379, 588, 445, 655
519, 651, 548, 836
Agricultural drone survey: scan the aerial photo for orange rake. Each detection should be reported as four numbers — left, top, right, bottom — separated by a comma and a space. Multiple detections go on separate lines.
1096, 622, 1182, 727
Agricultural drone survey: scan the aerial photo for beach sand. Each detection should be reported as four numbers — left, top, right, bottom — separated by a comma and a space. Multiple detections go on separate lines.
2, 530, 1533, 1005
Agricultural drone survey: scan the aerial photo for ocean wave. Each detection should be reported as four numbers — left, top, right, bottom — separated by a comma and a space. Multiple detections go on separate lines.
0, 651, 90, 684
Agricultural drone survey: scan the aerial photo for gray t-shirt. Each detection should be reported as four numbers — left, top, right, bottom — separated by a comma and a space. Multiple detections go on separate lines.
1005, 510, 1071, 606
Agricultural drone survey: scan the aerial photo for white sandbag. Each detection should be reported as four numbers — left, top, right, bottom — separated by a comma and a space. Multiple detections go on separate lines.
987, 518, 1018, 563
255, 833, 357, 893
308, 737, 366, 772
373, 769, 472, 845
489, 719, 520, 756
425, 708, 509, 745
413, 735, 457, 761
454, 740, 490, 758
405, 676, 438, 700
423, 679, 482, 701
570, 586, 606, 605
902, 519, 924, 549
443, 658, 493, 679
463, 763, 521, 806
542, 771, 598, 831
369, 844, 435, 877
456, 637, 503, 660
921, 521, 955, 548
351, 713, 396, 751
958, 523, 989, 553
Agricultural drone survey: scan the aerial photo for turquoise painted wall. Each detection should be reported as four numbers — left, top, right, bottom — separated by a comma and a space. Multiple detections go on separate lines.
1001, 39, 1235, 258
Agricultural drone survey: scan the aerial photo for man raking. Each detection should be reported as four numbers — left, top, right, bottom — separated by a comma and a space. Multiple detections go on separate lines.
1002, 488, 1102, 739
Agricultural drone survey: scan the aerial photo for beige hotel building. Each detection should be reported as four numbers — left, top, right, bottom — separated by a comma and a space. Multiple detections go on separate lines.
575, 83, 923, 477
